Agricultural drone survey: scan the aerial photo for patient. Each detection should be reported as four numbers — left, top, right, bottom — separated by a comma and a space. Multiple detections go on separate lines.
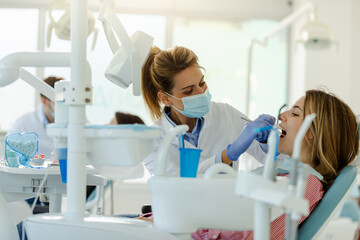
138, 89, 359, 239
192, 89, 359, 240
109, 111, 145, 125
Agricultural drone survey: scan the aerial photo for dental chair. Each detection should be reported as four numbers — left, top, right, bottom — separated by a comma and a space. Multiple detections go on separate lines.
298, 165, 357, 240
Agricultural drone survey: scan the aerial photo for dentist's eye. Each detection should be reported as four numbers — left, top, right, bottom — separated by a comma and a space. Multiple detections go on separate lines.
292, 112, 299, 117
185, 89, 193, 95
199, 81, 206, 87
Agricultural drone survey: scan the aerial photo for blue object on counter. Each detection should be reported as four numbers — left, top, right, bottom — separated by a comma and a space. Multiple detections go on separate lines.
6, 151, 19, 167
179, 148, 202, 178
4, 132, 39, 168
57, 148, 67, 183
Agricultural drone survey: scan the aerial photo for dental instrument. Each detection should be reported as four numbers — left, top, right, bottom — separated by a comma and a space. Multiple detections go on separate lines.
275, 104, 287, 126
285, 113, 316, 240
240, 116, 252, 122
254, 127, 279, 239
155, 125, 189, 177
241, 103, 286, 130
248, 119, 281, 239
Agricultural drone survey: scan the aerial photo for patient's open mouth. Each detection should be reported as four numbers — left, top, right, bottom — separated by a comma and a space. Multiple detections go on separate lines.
280, 129, 287, 139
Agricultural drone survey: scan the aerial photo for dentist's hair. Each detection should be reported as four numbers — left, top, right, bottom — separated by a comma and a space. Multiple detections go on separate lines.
304, 89, 359, 190
142, 46, 203, 120
40, 76, 64, 99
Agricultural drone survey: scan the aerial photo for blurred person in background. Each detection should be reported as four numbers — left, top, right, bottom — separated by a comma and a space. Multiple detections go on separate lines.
109, 111, 145, 125
10, 76, 63, 159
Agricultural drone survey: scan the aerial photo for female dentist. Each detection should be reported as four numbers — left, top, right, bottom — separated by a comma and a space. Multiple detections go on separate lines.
141, 45, 274, 176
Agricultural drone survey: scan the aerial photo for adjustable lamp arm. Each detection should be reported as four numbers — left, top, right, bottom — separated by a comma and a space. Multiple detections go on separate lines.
98, 0, 153, 96
98, 0, 135, 54
20, 69, 55, 101
0, 52, 70, 85
263, 3, 315, 43
245, 2, 316, 116
0, 52, 92, 101
99, 0, 121, 54
0, 52, 70, 101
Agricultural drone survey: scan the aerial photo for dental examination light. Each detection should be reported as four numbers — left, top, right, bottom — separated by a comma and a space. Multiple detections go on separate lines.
47, 0, 98, 50
98, 0, 153, 96
244, 2, 335, 115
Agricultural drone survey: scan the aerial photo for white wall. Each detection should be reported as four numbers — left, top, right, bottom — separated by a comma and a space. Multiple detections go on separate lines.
103, 181, 151, 215
351, 0, 360, 113
290, 0, 360, 114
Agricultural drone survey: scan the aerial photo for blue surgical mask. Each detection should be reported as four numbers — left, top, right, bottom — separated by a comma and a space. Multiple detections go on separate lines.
166, 89, 212, 118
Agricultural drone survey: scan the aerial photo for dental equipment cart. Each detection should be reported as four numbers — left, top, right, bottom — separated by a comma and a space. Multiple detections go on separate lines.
0, 161, 106, 213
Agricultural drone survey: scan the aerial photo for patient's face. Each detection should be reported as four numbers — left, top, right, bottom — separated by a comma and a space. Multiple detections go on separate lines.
278, 96, 305, 156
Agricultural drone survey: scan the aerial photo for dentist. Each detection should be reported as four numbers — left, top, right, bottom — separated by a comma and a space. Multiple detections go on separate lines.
10, 76, 63, 158
141, 45, 274, 176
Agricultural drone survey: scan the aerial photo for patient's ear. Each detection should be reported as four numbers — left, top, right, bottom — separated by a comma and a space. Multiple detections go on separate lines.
306, 130, 314, 140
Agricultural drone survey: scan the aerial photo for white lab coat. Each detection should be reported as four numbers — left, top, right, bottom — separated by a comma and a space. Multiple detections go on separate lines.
10, 105, 54, 158
144, 102, 268, 176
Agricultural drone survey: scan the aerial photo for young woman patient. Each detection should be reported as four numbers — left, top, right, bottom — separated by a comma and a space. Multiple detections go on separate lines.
192, 89, 359, 240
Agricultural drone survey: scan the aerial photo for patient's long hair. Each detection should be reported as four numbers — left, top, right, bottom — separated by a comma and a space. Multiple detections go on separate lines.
303, 89, 359, 190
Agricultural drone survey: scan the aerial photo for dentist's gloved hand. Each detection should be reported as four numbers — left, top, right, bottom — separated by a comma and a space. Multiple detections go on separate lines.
226, 114, 275, 161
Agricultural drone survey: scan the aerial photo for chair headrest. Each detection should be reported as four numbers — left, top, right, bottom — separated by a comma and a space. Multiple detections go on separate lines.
298, 165, 357, 240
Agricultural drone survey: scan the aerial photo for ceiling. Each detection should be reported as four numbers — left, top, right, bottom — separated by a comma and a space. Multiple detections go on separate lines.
0, 0, 292, 20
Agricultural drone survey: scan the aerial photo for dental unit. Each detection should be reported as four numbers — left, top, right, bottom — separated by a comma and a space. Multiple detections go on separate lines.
0, 1, 339, 240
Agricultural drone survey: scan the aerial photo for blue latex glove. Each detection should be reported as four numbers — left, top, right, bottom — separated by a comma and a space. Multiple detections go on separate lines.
226, 114, 275, 161
260, 142, 269, 153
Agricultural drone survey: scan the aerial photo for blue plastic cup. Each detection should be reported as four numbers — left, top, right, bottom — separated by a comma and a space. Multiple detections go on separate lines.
57, 148, 67, 183
179, 148, 202, 178
6, 151, 19, 167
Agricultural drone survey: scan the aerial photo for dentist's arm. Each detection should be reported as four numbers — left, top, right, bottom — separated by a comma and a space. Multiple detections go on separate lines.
223, 114, 275, 163
221, 150, 233, 165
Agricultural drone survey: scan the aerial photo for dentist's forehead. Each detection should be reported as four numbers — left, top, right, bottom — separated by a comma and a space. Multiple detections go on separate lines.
173, 67, 203, 90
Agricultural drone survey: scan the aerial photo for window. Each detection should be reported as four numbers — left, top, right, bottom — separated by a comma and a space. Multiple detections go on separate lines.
173, 17, 288, 120
0, 7, 287, 129
87, 13, 166, 125
45, 12, 167, 125
173, 17, 288, 170
0, 3, 289, 175
0, 8, 38, 131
